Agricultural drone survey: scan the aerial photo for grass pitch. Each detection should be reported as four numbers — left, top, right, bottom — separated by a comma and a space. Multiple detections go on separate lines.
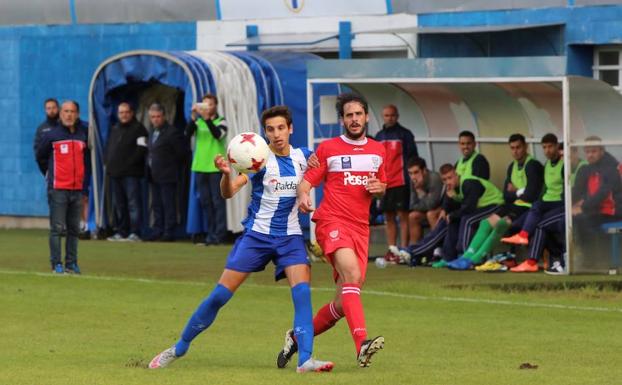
1, 229, 621, 385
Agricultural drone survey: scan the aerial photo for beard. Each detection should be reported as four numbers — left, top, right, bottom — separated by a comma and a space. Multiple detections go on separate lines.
47, 113, 59, 121
344, 123, 366, 140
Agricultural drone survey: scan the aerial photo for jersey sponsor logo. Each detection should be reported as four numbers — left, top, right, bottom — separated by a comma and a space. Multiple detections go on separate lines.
341, 156, 352, 169
267, 176, 298, 195
343, 171, 376, 186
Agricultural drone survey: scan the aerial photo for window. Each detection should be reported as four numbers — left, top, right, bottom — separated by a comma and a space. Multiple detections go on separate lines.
593, 46, 622, 91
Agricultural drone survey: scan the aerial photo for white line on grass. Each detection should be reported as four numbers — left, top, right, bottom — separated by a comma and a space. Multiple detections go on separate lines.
2, 269, 621, 314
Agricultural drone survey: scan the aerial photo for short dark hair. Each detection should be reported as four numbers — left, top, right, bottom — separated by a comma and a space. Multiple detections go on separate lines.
261, 105, 292, 127
407, 157, 427, 170
202, 94, 218, 104
118, 102, 134, 112
44, 98, 59, 107
458, 130, 475, 141
336, 93, 368, 118
439, 163, 455, 175
541, 133, 558, 145
508, 133, 526, 144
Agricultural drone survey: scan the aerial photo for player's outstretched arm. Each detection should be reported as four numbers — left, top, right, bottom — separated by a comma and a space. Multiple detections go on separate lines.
215, 154, 248, 199
297, 179, 314, 213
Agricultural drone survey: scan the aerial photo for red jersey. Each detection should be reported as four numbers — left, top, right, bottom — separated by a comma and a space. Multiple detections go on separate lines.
304, 135, 386, 226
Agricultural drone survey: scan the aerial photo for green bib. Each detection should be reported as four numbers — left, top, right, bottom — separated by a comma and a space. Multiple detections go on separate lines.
456, 152, 479, 179
511, 155, 534, 208
455, 176, 504, 208
542, 158, 564, 202
570, 159, 588, 187
191, 117, 226, 173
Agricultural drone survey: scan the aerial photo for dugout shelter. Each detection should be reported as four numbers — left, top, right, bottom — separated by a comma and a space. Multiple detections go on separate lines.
306, 56, 622, 274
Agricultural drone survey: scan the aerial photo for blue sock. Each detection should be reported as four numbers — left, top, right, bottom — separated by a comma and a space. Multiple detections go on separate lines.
291, 282, 314, 366
174, 284, 233, 356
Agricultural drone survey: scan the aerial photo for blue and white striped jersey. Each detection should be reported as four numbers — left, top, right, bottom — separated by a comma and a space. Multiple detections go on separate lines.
241, 146, 312, 236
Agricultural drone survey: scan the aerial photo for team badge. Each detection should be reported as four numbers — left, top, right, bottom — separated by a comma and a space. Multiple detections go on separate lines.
341, 156, 352, 169
371, 156, 380, 169
60, 144, 69, 154
284, 0, 304, 13
329, 230, 339, 239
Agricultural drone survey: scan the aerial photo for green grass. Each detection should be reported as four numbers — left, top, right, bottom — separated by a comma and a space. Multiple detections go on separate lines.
1, 229, 621, 385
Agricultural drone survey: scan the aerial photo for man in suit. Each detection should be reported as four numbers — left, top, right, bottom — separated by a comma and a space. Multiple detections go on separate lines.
146, 103, 186, 241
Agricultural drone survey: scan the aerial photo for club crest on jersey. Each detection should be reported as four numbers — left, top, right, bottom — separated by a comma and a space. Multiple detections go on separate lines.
60, 144, 69, 154
371, 156, 380, 169
341, 156, 352, 169
329, 230, 339, 239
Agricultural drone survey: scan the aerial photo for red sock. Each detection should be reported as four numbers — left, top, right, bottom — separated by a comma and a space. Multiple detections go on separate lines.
312, 302, 343, 336
341, 283, 367, 354
519, 230, 529, 238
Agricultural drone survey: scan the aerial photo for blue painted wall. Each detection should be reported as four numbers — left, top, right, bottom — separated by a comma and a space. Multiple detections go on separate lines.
418, 4, 622, 76
0, 22, 195, 217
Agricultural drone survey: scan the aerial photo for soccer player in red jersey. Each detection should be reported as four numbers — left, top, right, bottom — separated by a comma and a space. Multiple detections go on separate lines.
277, 93, 387, 368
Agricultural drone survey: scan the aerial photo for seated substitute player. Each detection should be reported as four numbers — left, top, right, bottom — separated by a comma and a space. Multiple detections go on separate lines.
452, 133, 543, 271
277, 93, 387, 369
502, 134, 565, 272
149, 106, 334, 373
455, 130, 490, 179
441, 163, 504, 269
405, 163, 502, 268
406, 157, 443, 263
572, 136, 622, 250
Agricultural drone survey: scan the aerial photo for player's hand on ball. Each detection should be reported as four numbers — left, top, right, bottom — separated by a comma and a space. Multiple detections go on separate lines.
298, 193, 314, 213
214, 155, 231, 174
307, 153, 320, 168
366, 173, 386, 195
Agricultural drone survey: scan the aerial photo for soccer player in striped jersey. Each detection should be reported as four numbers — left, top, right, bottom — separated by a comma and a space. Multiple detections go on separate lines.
277, 93, 387, 369
149, 105, 333, 373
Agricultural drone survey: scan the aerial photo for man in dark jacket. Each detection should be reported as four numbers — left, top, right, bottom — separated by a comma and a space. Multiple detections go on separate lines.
375, 105, 418, 262
33, 98, 59, 167
146, 103, 186, 241
572, 136, 622, 245
105, 102, 149, 242
35, 100, 90, 274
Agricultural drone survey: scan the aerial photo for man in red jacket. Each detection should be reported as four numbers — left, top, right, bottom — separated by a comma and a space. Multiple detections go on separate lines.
374, 105, 418, 263
35, 100, 90, 274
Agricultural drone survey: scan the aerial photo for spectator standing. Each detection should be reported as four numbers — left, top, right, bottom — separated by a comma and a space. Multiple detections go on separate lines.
146, 103, 186, 242
185, 94, 228, 245
407, 157, 443, 248
375, 105, 418, 262
105, 102, 148, 242
33, 98, 59, 160
35, 100, 90, 274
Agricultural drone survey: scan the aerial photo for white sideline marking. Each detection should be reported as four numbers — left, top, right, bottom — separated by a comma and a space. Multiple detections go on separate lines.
1, 269, 621, 314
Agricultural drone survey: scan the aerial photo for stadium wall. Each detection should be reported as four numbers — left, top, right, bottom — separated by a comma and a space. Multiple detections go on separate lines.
418, 4, 622, 76
0, 22, 195, 217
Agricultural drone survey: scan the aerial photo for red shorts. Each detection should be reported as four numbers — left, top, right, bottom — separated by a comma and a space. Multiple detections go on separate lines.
315, 220, 370, 283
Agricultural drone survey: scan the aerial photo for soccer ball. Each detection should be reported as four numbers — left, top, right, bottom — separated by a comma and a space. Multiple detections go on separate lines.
227, 132, 270, 173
